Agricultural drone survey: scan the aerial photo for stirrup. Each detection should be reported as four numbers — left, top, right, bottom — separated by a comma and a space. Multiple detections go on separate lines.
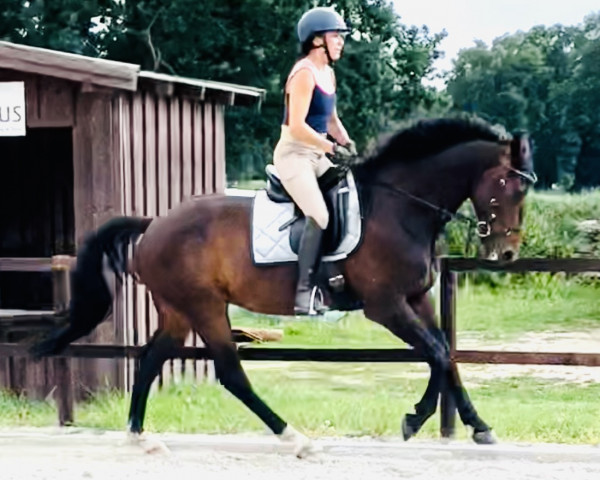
294, 286, 328, 316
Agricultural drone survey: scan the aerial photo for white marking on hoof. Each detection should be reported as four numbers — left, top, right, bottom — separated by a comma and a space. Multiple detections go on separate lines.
126, 431, 171, 455
278, 425, 319, 458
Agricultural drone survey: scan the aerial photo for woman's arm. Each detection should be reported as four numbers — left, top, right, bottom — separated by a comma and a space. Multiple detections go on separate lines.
327, 107, 351, 146
287, 69, 336, 154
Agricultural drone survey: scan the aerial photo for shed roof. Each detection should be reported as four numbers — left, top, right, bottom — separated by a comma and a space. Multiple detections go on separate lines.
0, 41, 265, 106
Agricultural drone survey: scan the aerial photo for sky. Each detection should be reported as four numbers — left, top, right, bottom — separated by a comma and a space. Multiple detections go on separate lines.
392, 0, 599, 80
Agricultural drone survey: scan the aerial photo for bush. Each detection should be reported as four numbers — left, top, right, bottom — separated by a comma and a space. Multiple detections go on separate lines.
441, 190, 600, 259
520, 191, 600, 258
440, 190, 600, 287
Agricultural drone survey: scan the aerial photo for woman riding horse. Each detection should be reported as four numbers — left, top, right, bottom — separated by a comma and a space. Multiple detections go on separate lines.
33, 116, 535, 457
274, 6, 357, 315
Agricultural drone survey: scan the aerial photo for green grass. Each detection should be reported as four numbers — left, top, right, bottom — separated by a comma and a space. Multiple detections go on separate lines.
0, 391, 57, 427
456, 279, 600, 339
1, 280, 600, 443
3, 364, 599, 444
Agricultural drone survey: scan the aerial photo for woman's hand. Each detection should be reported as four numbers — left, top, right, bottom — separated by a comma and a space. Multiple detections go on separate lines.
332, 142, 359, 164
345, 139, 357, 156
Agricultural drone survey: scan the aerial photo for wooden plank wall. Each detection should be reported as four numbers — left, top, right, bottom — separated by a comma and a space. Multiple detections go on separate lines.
0, 70, 229, 396
0, 70, 76, 128
117, 91, 226, 390
71, 90, 122, 398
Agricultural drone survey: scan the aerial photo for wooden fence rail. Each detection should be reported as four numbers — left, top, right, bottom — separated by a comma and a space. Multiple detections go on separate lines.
437, 257, 600, 435
1, 256, 599, 436
0, 256, 73, 425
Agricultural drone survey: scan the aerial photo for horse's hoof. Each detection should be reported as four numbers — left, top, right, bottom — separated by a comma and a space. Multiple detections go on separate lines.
126, 431, 171, 455
401, 416, 416, 441
278, 425, 319, 458
472, 429, 496, 445
141, 437, 171, 455
125, 431, 142, 445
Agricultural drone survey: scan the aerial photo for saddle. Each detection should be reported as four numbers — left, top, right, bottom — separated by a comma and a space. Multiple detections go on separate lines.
264, 164, 350, 254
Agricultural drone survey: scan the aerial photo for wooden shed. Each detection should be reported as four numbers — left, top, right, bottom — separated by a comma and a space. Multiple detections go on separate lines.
0, 41, 265, 396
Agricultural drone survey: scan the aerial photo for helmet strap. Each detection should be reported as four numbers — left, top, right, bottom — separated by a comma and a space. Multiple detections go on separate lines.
322, 43, 334, 64
310, 37, 334, 64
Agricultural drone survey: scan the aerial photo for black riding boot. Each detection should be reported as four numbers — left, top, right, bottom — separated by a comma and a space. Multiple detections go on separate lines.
294, 217, 327, 315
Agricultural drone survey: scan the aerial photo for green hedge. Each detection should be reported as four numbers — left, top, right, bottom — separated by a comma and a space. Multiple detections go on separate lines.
438, 190, 600, 288
441, 190, 600, 259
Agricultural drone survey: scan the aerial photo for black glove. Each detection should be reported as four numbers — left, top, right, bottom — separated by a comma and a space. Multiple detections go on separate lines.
346, 139, 358, 156
332, 141, 359, 164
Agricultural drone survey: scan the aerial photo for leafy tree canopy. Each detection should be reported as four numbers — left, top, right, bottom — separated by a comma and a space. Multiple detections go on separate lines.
447, 13, 600, 190
0, 0, 446, 181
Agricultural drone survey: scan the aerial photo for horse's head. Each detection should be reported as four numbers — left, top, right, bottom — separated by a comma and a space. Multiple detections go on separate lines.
471, 134, 536, 262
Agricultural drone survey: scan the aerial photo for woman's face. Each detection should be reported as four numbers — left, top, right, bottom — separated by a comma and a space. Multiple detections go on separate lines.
322, 31, 345, 60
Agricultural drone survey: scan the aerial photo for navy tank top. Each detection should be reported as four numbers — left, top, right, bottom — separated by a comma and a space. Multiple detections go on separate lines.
282, 60, 336, 134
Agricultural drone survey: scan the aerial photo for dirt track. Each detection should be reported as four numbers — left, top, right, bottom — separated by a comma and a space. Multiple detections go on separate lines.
2, 331, 599, 479
1, 428, 599, 480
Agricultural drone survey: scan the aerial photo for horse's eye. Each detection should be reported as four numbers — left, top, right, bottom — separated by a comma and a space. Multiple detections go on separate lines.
499, 179, 506, 187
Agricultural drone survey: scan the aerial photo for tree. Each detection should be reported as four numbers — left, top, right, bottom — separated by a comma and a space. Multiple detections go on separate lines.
1, 1, 444, 181
446, 17, 600, 190
0, 0, 102, 55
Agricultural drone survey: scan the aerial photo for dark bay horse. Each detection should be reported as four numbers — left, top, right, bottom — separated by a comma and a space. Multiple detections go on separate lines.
33, 117, 535, 456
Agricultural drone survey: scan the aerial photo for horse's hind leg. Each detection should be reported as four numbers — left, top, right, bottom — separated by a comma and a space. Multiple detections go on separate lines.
128, 304, 189, 436
192, 298, 315, 457
127, 330, 185, 435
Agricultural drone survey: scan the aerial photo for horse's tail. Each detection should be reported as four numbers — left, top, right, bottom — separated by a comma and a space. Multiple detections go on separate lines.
31, 216, 152, 358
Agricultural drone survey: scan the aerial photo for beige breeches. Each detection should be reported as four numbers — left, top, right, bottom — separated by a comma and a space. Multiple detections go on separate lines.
273, 127, 333, 229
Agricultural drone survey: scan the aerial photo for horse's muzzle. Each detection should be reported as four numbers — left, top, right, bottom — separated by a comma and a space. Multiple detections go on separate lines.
483, 246, 519, 262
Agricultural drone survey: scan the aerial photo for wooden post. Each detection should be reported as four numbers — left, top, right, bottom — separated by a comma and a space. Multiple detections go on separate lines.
51, 255, 74, 425
439, 258, 457, 438
55, 357, 73, 426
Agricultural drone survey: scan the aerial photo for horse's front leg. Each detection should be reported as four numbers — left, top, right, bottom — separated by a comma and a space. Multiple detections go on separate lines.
364, 295, 450, 439
446, 360, 494, 443
409, 293, 495, 444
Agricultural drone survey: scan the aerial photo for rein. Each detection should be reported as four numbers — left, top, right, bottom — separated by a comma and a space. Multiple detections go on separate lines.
369, 181, 477, 227
369, 180, 483, 257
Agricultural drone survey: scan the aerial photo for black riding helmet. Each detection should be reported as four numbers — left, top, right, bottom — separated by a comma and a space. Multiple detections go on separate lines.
297, 7, 350, 62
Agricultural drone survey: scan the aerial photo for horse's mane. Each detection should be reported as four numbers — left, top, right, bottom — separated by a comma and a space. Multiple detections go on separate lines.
351, 116, 509, 173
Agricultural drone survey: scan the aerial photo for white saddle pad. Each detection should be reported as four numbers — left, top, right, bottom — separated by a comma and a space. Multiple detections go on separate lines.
250, 171, 362, 265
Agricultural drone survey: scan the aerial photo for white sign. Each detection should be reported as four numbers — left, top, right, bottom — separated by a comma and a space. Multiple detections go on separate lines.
0, 82, 26, 136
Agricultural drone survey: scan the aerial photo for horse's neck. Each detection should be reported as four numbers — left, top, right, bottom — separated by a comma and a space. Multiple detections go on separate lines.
355, 141, 499, 260
393, 142, 495, 214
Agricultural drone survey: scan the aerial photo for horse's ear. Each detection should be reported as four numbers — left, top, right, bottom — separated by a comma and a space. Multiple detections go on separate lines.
510, 133, 533, 173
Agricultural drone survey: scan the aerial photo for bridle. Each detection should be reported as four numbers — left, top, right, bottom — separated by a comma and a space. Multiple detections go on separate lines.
475, 166, 538, 239
508, 166, 538, 185
370, 166, 537, 240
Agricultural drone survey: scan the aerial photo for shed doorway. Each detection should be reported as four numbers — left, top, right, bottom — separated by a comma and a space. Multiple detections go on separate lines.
0, 128, 74, 309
